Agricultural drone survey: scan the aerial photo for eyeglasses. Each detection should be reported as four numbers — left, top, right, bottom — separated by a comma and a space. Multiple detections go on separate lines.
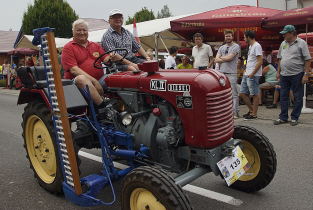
225, 47, 229, 54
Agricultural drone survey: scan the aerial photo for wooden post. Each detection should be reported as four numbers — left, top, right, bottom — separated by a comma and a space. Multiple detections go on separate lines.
46, 31, 83, 195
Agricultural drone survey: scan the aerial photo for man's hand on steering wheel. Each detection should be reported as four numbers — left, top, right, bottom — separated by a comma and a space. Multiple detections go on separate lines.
94, 48, 129, 70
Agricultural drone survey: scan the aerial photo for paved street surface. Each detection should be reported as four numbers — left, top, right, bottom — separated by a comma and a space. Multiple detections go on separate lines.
1, 89, 313, 210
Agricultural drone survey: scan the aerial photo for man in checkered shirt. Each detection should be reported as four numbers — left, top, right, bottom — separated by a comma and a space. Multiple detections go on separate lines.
101, 9, 150, 72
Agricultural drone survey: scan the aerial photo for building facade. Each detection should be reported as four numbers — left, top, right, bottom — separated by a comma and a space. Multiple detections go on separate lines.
258, 0, 313, 10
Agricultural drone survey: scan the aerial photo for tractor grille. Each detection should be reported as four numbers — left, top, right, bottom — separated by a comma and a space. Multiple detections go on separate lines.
206, 88, 234, 142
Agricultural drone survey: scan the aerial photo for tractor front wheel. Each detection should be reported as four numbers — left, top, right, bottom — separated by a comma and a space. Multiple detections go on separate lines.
231, 125, 277, 192
121, 166, 192, 210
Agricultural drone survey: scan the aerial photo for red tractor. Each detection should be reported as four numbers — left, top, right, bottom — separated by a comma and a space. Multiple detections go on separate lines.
17, 28, 276, 209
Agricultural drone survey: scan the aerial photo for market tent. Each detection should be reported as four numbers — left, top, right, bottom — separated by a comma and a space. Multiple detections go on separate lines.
88, 15, 193, 51
299, 32, 313, 44
170, 5, 282, 43
15, 35, 71, 50
262, 6, 313, 32
8, 48, 38, 55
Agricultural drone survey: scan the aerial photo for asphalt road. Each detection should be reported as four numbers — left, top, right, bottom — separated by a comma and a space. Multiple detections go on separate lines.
1, 92, 313, 210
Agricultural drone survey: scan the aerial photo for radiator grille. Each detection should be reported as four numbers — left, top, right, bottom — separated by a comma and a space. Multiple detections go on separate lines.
206, 88, 234, 141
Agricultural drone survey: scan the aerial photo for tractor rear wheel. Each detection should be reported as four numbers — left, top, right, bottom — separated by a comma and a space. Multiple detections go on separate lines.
231, 125, 277, 192
22, 101, 80, 194
121, 166, 192, 210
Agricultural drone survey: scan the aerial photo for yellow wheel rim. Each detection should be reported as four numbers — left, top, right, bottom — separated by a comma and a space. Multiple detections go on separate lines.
238, 140, 261, 181
130, 188, 166, 210
25, 115, 56, 184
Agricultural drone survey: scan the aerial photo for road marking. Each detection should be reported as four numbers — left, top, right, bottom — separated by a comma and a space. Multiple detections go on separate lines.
0, 91, 19, 96
0, 88, 20, 96
78, 151, 243, 206
182, 184, 243, 206
78, 151, 129, 170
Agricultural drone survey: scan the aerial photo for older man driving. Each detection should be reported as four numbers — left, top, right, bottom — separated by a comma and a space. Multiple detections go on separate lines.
101, 9, 150, 72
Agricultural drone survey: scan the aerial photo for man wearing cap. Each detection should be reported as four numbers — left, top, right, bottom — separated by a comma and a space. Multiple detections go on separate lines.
62, 19, 112, 111
101, 9, 150, 71
274, 25, 312, 126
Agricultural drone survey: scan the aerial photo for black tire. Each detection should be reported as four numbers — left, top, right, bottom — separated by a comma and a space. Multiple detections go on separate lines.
231, 125, 277, 192
121, 166, 193, 210
22, 101, 80, 194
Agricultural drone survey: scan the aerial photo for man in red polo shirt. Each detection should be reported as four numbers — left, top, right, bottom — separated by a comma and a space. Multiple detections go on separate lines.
62, 19, 110, 109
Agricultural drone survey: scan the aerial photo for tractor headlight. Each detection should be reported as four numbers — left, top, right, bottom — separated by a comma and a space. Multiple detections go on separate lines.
121, 113, 132, 126
219, 77, 226, 87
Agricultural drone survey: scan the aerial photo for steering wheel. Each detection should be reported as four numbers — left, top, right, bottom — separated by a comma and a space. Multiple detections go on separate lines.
94, 48, 129, 70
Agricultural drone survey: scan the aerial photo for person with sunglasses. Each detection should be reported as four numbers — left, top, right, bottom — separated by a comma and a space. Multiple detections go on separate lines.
214, 30, 241, 118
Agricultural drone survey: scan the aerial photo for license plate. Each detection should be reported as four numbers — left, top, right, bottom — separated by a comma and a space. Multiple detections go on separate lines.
217, 146, 248, 186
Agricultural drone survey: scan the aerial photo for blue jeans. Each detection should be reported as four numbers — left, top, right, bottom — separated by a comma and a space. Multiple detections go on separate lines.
240, 75, 260, 96
279, 72, 304, 121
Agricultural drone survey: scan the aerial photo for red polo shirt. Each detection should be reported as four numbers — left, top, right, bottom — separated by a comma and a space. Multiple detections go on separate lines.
62, 40, 106, 80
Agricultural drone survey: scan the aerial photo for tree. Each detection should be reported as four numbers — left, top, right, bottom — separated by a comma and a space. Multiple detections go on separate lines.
126, 7, 155, 25
157, 5, 172, 18
22, 0, 78, 38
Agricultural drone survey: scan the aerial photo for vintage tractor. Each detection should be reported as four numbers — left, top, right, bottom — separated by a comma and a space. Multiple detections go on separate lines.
17, 28, 277, 210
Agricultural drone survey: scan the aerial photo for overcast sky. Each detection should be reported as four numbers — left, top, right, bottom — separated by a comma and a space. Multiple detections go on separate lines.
0, 0, 257, 31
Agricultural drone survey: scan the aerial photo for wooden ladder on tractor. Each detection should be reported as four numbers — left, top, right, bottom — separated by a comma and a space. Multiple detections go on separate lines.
32, 28, 82, 195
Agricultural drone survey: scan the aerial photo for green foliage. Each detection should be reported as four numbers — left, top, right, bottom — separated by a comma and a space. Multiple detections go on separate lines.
126, 7, 155, 25
22, 0, 78, 38
157, 5, 172, 18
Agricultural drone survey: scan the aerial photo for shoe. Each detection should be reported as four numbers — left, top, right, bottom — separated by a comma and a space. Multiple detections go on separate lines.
290, 120, 298, 126
233, 112, 240, 119
244, 115, 257, 120
266, 104, 277, 109
273, 119, 288, 125
243, 112, 251, 118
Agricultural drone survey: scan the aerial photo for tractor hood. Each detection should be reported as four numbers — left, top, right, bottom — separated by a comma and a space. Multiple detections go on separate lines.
105, 69, 234, 149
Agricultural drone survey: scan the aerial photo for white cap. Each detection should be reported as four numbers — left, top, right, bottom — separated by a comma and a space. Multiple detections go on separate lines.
109, 9, 123, 17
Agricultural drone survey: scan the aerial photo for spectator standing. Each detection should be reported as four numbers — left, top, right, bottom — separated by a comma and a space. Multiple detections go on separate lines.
101, 9, 150, 72
274, 25, 312, 126
192, 33, 213, 69
165, 46, 178, 69
2, 60, 10, 79
215, 30, 241, 118
240, 31, 263, 120
177, 55, 193, 69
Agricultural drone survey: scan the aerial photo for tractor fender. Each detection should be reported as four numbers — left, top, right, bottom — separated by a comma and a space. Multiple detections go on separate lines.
17, 88, 50, 108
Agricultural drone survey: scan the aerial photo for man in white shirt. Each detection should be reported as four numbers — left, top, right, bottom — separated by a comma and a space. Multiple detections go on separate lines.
239, 31, 263, 120
215, 30, 241, 118
192, 33, 213, 69
165, 46, 178, 69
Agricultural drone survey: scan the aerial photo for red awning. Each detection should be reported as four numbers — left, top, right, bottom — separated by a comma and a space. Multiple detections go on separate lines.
298, 32, 313, 45
170, 5, 282, 42
262, 6, 313, 32
8, 48, 39, 55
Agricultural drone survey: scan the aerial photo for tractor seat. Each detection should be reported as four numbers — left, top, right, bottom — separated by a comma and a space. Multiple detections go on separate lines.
29, 66, 73, 88
17, 66, 73, 88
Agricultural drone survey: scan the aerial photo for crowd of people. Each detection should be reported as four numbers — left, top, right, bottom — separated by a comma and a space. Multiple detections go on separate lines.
1, 8, 311, 126
161, 25, 312, 125
0, 57, 35, 89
